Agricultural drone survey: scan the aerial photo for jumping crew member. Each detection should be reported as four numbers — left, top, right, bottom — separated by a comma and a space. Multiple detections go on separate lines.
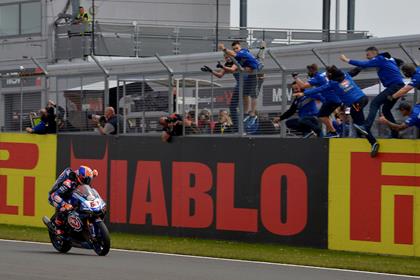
297, 65, 379, 156
391, 63, 420, 100
293, 63, 342, 137
340, 47, 405, 138
279, 81, 323, 138
218, 41, 262, 117
379, 102, 420, 134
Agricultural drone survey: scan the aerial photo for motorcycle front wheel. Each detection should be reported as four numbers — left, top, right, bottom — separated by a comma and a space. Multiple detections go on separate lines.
92, 220, 111, 256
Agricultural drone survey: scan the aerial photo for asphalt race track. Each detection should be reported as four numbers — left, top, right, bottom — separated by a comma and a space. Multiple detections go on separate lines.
0, 239, 418, 280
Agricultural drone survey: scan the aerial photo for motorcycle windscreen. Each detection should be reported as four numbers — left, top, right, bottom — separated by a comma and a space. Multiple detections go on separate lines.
74, 184, 99, 201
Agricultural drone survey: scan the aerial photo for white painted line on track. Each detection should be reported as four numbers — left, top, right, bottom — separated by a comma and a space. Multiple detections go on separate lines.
0, 238, 418, 279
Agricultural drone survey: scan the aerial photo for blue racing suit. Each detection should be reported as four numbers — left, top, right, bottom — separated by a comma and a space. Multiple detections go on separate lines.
48, 168, 81, 229
49, 168, 79, 209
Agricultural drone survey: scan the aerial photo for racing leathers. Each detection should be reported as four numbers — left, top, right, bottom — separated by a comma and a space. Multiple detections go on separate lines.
48, 168, 80, 233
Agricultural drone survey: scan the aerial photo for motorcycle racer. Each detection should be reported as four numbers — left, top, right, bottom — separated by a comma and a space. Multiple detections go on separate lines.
48, 165, 98, 235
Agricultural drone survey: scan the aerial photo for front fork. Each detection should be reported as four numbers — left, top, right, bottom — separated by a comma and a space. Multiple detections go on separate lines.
86, 219, 96, 239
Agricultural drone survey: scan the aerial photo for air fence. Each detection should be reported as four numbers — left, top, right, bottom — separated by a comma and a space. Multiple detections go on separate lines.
0, 47, 418, 139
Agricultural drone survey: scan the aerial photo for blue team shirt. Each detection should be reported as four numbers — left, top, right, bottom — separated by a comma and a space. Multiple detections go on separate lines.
405, 104, 420, 128
308, 72, 328, 87
349, 55, 404, 88
408, 67, 420, 89
296, 96, 320, 118
304, 73, 365, 106
32, 120, 47, 134
235, 49, 261, 70
307, 72, 341, 104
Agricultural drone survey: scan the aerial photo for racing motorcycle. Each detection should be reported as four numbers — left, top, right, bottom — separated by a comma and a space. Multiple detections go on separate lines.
42, 184, 111, 256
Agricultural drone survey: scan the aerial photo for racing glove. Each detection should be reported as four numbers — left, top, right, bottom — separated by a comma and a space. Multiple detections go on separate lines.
60, 203, 73, 212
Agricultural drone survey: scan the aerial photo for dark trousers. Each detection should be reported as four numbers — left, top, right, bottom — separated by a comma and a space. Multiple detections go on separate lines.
244, 74, 258, 98
351, 96, 377, 145
365, 83, 404, 138
286, 116, 321, 136
230, 85, 239, 132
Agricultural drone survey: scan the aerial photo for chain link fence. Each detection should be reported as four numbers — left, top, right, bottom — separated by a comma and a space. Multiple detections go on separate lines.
0, 52, 418, 139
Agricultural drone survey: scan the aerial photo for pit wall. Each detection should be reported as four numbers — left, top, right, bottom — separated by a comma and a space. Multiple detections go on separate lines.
0, 134, 418, 256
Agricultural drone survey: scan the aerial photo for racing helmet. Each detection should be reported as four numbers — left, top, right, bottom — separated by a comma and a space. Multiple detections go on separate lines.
76, 165, 94, 185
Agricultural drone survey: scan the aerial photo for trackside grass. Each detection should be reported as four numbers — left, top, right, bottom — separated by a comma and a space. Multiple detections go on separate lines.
1, 223, 420, 276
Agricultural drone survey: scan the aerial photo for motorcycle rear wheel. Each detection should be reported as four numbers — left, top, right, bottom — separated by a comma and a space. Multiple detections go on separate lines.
49, 231, 72, 253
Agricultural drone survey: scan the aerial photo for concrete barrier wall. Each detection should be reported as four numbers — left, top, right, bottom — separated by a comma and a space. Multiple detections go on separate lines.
56, 135, 329, 248
329, 139, 420, 256
0, 134, 419, 256
0, 133, 56, 226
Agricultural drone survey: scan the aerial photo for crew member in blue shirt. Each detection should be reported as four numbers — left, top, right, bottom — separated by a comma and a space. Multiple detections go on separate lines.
293, 63, 342, 137
25, 109, 50, 134
279, 81, 324, 138
391, 63, 420, 100
218, 41, 262, 117
379, 102, 420, 136
296, 65, 380, 157
340, 46, 405, 138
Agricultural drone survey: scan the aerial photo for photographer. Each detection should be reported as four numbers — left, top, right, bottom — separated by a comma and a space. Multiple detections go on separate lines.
160, 114, 183, 142
201, 55, 240, 132
46, 100, 57, 133
26, 100, 58, 134
91, 107, 121, 135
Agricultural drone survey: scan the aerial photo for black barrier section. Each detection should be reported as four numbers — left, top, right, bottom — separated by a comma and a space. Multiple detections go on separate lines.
57, 135, 328, 248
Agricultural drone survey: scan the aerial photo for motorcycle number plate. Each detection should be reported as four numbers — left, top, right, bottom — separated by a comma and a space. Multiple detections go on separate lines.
68, 214, 83, 231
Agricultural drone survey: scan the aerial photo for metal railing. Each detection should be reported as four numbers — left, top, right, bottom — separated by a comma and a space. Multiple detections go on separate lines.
54, 22, 369, 60
2, 38, 420, 139
1, 61, 417, 139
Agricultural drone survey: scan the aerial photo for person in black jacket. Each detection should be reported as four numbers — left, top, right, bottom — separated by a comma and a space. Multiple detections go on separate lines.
46, 100, 57, 133
160, 113, 183, 142
277, 82, 323, 138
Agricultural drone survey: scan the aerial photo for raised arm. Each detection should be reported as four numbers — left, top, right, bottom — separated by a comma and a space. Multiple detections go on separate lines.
218, 43, 236, 57
212, 69, 226, 79
392, 84, 414, 100
294, 77, 312, 89
221, 63, 238, 74
303, 82, 331, 97
348, 67, 362, 77
279, 100, 298, 121
379, 116, 408, 131
340, 54, 380, 68
256, 41, 266, 60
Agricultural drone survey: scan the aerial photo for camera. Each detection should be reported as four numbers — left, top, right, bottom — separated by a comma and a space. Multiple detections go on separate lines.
88, 113, 107, 126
